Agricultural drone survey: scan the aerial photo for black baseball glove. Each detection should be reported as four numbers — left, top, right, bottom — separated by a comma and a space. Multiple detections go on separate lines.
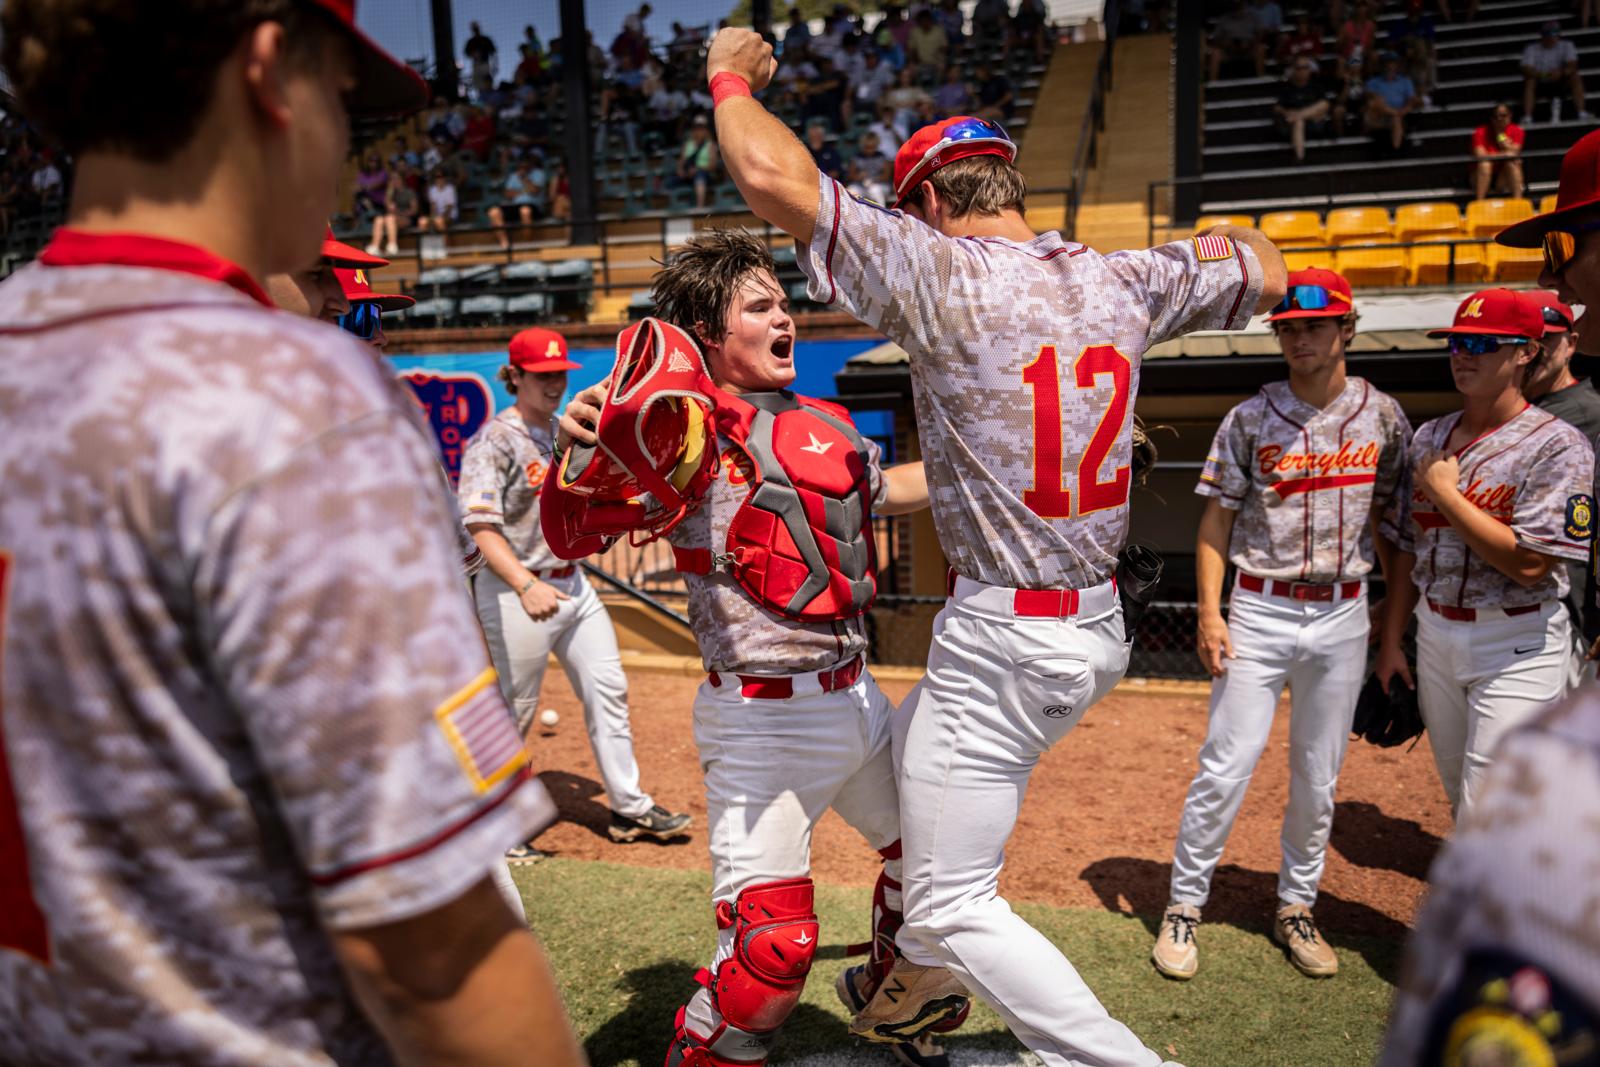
1350, 672, 1424, 748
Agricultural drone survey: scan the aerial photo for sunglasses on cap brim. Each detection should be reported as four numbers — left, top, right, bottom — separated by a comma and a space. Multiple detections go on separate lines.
1273, 284, 1347, 315
1542, 219, 1600, 274
338, 302, 382, 341
1447, 334, 1530, 355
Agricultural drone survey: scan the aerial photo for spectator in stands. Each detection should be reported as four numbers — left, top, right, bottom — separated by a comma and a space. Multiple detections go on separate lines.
1332, 52, 1365, 134
1012, 0, 1050, 64
784, 6, 812, 51
908, 8, 950, 84
1275, 57, 1332, 161
1521, 21, 1591, 124
933, 65, 974, 117
487, 159, 547, 251
853, 49, 898, 117
625, 2, 653, 41
675, 115, 720, 209
847, 129, 894, 203
974, 62, 1016, 121
514, 43, 543, 87
1249, 0, 1285, 52
937, 0, 967, 54
353, 152, 388, 218
1365, 51, 1420, 152
868, 102, 910, 153
1337, 1, 1377, 73
371, 172, 414, 256
1209, 0, 1267, 81
1471, 103, 1526, 199
424, 97, 465, 148
464, 21, 498, 99
669, 21, 704, 60
462, 105, 497, 162
1390, 6, 1438, 106
549, 159, 573, 222
800, 54, 847, 131
420, 170, 458, 236
420, 137, 446, 178
971, 0, 1008, 51
880, 5, 913, 56
887, 66, 933, 130
610, 17, 651, 69
29, 157, 62, 204
771, 41, 819, 111
805, 122, 844, 181
599, 62, 644, 159
646, 75, 691, 149
1278, 12, 1323, 68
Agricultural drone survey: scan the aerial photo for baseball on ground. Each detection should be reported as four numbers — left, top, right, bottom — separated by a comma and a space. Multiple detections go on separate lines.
539, 708, 560, 728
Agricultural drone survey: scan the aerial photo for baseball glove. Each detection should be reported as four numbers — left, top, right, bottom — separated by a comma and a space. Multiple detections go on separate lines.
1350, 672, 1424, 748
1116, 543, 1164, 646
1131, 417, 1159, 487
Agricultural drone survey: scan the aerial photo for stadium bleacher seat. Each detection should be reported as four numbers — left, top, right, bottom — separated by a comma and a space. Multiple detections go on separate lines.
1259, 211, 1325, 248
1334, 243, 1408, 288
406, 297, 456, 325
1465, 198, 1535, 240
1394, 202, 1465, 244
1326, 208, 1393, 247
501, 260, 550, 283
418, 266, 462, 288
505, 292, 553, 317
1194, 214, 1254, 231
1282, 250, 1332, 273
627, 290, 655, 321
546, 258, 594, 318
1487, 243, 1544, 283
1540, 194, 1559, 214
1409, 241, 1488, 286
459, 294, 509, 323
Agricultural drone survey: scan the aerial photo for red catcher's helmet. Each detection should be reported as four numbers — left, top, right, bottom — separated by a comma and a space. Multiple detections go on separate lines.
541, 318, 719, 558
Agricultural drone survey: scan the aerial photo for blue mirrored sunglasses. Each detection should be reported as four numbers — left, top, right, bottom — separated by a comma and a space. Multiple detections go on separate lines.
1274, 284, 1335, 315
1448, 334, 1529, 355
942, 116, 1012, 144
338, 302, 381, 341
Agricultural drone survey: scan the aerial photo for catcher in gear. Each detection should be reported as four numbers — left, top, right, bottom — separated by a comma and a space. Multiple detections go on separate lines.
553, 230, 961, 1067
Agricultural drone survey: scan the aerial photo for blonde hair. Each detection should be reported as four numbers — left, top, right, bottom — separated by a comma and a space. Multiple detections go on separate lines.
920, 155, 1027, 218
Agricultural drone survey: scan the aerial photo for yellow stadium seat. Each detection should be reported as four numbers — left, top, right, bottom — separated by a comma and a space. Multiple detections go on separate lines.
1394, 201, 1464, 243
1488, 243, 1545, 283
1259, 211, 1325, 248
1194, 214, 1255, 231
1334, 243, 1408, 287
1464, 197, 1535, 239
1282, 250, 1330, 273
1409, 241, 1488, 286
1326, 207, 1393, 246
1540, 194, 1558, 214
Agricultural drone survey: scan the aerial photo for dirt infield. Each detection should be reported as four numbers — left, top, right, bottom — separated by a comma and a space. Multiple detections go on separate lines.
526, 665, 1451, 940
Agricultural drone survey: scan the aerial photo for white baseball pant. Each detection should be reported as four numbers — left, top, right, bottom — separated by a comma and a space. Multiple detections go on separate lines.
1169, 584, 1368, 909
474, 569, 653, 819
1415, 599, 1570, 818
893, 576, 1178, 1067
680, 663, 902, 1041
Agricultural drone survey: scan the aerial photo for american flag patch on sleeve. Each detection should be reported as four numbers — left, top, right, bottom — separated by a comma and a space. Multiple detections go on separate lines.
1193, 234, 1237, 262
467, 490, 497, 513
434, 669, 526, 794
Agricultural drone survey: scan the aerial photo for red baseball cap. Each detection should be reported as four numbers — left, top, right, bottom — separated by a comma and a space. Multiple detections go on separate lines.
1529, 289, 1575, 332
337, 267, 414, 312
509, 328, 581, 372
304, 0, 430, 117
1426, 288, 1547, 339
1266, 267, 1354, 321
892, 116, 1017, 208
1497, 128, 1600, 247
322, 225, 387, 268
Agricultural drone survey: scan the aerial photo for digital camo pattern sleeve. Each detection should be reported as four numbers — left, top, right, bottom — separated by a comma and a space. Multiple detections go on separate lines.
1195, 397, 1257, 509
1373, 394, 1415, 515
207, 405, 537, 930
1379, 692, 1600, 1066
1103, 235, 1264, 348
1509, 416, 1594, 565
457, 418, 514, 530
1380, 422, 1422, 555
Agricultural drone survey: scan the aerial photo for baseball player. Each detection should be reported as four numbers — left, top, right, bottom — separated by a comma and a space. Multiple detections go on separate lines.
0, 1, 581, 1064
554, 231, 957, 1067
1376, 288, 1595, 820
1153, 268, 1411, 982
700, 28, 1286, 1066
459, 328, 691, 857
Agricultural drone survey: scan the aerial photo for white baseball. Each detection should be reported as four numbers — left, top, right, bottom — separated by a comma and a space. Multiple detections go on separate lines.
538, 708, 560, 728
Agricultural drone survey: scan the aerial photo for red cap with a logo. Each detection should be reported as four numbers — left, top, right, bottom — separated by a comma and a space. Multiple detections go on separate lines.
892, 116, 1017, 208
509, 327, 581, 372
337, 267, 414, 312
1426, 288, 1548, 339
1266, 267, 1354, 321
322, 225, 387, 269
1497, 128, 1600, 247
303, 0, 429, 116
1528, 289, 1575, 332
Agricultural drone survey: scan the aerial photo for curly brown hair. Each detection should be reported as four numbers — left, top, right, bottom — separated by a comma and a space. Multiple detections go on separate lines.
1, 0, 328, 161
650, 229, 780, 349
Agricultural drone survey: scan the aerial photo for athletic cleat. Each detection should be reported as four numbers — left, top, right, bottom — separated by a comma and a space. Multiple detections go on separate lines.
1151, 902, 1201, 980
505, 842, 549, 864
1274, 903, 1338, 977
607, 804, 693, 843
848, 960, 969, 1044
836, 964, 951, 1067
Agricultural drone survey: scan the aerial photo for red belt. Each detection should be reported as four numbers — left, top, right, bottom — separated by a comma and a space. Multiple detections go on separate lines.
1237, 573, 1362, 602
709, 655, 864, 700
1427, 600, 1541, 622
946, 567, 1104, 618
538, 566, 576, 579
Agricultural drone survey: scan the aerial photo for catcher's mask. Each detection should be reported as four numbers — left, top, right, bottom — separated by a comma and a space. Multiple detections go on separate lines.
540, 318, 718, 558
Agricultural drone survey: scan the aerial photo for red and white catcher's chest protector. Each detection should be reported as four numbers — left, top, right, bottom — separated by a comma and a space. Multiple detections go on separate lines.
679, 389, 878, 623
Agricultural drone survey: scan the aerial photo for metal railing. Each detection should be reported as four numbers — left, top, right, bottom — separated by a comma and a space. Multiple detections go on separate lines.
1064, 0, 1120, 240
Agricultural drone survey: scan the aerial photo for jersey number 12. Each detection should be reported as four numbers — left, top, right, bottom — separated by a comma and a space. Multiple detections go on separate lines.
1022, 343, 1133, 519
0, 551, 49, 963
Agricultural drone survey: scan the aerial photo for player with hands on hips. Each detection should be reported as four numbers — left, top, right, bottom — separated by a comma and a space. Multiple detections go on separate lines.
1155, 269, 1411, 983
1376, 289, 1596, 820
701, 25, 1285, 1067
554, 231, 949, 1067
458, 328, 691, 857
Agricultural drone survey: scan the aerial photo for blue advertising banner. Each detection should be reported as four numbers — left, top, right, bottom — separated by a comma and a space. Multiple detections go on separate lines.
387, 338, 889, 485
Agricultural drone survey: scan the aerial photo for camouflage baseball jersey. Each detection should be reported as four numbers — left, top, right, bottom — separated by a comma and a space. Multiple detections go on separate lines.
1381, 405, 1594, 608
801, 174, 1265, 590
0, 238, 541, 1066
457, 406, 562, 571
1378, 689, 1600, 1066
669, 419, 888, 674
1198, 378, 1412, 582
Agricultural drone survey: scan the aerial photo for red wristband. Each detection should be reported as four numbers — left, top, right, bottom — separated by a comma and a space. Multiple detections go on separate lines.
710, 72, 753, 108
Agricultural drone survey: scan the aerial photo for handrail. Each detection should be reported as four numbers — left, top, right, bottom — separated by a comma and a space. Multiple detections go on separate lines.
1064, 0, 1120, 240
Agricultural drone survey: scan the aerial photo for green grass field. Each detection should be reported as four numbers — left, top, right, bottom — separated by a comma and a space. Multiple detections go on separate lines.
515, 859, 1400, 1067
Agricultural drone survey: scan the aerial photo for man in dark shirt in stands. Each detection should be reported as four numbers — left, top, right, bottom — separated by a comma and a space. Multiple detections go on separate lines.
974, 62, 1015, 121
1275, 57, 1331, 161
